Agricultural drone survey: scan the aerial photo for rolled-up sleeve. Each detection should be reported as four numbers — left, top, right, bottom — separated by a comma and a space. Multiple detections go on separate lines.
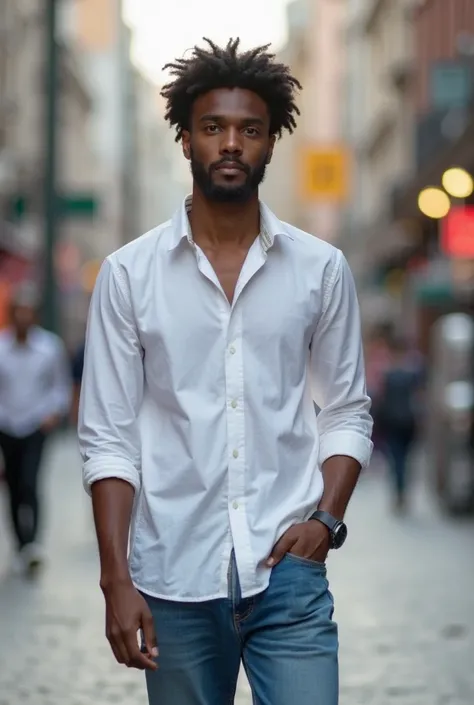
79, 257, 144, 495
310, 250, 373, 469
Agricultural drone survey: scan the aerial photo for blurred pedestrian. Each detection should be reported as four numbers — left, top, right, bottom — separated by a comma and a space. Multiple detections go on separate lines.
378, 335, 423, 512
0, 283, 72, 575
70, 339, 85, 427
78, 39, 373, 705
365, 322, 392, 465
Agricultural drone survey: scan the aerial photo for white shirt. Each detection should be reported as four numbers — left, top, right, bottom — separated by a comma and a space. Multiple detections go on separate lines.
79, 197, 373, 601
0, 326, 72, 437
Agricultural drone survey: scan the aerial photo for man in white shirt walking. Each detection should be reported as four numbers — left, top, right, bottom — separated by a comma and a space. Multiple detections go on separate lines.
79, 38, 373, 705
0, 283, 71, 574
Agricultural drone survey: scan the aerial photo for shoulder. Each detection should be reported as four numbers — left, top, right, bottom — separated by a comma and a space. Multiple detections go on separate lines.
105, 220, 172, 274
282, 221, 339, 258
277, 219, 344, 282
0, 329, 12, 348
31, 327, 66, 354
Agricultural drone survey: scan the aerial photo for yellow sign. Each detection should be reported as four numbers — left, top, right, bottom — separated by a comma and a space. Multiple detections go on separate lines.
299, 147, 350, 202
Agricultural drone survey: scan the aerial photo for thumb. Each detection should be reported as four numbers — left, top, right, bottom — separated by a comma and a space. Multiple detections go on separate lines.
266, 533, 297, 567
142, 607, 158, 658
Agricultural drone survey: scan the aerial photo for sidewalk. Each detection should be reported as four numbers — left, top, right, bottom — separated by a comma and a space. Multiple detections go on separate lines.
1, 434, 473, 704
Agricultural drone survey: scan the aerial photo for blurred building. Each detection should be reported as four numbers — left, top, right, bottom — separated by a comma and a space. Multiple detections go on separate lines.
391, 0, 474, 352
262, 0, 347, 245
0, 1, 100, 340
135, 80, 188, 233
260, 0, 307, 225
342, 0, 416, 328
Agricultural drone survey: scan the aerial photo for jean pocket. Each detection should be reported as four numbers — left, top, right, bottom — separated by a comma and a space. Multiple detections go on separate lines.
284, 552, 326, 569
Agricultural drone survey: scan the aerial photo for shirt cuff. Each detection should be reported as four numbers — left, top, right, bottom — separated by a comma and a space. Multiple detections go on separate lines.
319, 431, 373, 469
82, 455, 141, 496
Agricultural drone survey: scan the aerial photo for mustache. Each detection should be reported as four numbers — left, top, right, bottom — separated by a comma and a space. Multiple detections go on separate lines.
211, 157, 250, 173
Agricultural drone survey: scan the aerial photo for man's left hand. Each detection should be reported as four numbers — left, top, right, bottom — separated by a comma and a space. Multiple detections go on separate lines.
266, 520, 330, 567
41, 414, 61, 434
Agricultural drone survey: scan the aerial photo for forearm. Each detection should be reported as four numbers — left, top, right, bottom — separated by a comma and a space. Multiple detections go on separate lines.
317, 455, 361, 520
91, 478, 135, 589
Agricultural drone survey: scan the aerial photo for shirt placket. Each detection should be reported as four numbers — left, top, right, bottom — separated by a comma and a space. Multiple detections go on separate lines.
224, 302, 255, 595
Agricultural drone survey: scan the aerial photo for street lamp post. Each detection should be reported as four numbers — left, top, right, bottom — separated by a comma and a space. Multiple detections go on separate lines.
42, 0, 59, 333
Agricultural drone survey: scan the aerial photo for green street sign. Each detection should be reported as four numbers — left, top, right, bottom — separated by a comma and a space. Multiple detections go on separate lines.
8, 192, 99, 221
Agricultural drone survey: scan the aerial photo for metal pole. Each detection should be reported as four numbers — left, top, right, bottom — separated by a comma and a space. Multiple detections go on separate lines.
42, 0, 59, 333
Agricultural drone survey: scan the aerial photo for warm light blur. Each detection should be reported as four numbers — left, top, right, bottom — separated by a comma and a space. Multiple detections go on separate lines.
417, 187, 451, 219
442, 167, 474, 199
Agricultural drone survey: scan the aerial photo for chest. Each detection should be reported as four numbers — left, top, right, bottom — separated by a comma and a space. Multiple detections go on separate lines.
200, 246, 250, 304
0, 346, 53, 389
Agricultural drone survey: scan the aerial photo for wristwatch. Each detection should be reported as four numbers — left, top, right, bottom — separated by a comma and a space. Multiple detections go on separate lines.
309, 510, 348, 549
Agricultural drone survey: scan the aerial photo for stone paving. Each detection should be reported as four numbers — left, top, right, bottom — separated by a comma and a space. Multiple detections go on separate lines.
0, 433, 473, 704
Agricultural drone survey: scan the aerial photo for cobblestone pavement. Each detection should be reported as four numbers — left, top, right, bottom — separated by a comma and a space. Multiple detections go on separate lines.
0, 434, 473, 705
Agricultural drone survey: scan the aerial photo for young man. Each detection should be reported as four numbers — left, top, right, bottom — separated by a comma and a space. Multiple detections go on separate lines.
79, 39, 373, 705
0, 283, 71, 574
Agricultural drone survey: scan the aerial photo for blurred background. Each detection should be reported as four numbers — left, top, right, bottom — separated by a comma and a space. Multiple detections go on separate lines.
0, 1, 474, 704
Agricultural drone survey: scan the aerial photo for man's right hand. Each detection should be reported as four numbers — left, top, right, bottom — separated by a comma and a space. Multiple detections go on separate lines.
102, 579, 158, 670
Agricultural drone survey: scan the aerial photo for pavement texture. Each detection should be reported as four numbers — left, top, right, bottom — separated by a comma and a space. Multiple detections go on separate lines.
0, 433, 473, 705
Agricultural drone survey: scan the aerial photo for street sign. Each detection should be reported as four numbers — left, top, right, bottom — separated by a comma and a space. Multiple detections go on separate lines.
299, 146, 350, 202
9, 193, 99, 220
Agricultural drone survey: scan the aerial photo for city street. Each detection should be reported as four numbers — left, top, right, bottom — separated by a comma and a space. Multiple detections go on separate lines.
0, 434, 473, 705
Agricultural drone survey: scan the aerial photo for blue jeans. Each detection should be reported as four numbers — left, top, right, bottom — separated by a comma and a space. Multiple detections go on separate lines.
142, 552, 338, 705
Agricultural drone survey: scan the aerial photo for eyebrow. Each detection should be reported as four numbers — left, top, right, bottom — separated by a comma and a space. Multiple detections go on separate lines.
199, 114, 265, 125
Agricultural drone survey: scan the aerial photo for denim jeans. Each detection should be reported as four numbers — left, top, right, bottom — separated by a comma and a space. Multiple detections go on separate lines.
142, 552, 338, 705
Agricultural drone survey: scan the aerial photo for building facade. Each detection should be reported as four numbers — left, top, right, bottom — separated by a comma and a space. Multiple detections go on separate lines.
342, 0, 418, 329
261, 0, 347, 245
392, 0, 474, 351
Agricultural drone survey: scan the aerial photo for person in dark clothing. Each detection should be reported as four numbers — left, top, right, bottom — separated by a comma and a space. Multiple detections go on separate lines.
378, 336, 423, 512
71, 341, 85, 426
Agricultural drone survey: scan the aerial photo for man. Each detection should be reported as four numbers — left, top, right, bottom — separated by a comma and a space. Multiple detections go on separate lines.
79, 39, 373, 705
0, 283, 71, 574
377, 336, 423, 512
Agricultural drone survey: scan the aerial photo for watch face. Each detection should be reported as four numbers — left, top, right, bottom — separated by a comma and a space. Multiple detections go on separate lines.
331, 522, 348, 549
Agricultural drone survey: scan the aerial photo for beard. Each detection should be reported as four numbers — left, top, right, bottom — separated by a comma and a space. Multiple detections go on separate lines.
190, 148, 268, 204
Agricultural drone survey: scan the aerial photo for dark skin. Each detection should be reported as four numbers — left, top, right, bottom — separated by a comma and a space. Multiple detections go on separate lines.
184, 87, 275, 303
94, 87, 362, 672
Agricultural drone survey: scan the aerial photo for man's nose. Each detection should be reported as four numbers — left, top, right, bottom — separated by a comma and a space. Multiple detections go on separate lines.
220, 128, 243, 155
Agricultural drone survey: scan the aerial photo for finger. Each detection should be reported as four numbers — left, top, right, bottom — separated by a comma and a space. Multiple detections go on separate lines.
142, 608, 159, 658
110, 639, 126, 665
288, 537, 307, 557
107, 628, 129, 666
124, 630, 158, 671
266, 534, 298, 566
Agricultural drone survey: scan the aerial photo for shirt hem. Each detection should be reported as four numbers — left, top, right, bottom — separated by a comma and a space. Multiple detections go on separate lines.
132, 576, 271, 603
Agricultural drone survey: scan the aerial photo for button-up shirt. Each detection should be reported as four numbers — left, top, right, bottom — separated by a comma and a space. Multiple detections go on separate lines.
0, 326, 72, 437
79, 197, 373, 601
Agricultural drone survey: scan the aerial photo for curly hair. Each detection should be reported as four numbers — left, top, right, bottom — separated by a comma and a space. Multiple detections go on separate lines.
161, 37, 302, 142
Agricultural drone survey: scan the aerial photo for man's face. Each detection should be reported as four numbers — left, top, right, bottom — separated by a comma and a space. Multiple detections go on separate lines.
11, 303, 36, 336
182, 87, 275, 204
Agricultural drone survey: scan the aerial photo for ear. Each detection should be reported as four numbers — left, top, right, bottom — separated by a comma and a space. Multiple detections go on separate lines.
182, 130, 191, 161
266, 134, 276, 164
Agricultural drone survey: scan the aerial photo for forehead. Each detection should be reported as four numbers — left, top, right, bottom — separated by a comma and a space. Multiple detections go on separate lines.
192, 87, 269, 122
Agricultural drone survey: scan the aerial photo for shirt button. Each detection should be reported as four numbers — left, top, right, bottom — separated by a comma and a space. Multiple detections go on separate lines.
229, 345, 236, 355
232, 449, 239, 459
232, 501, 239, 510
230, 399, 238, 409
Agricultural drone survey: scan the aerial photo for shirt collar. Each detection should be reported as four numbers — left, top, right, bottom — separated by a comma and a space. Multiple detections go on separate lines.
167, 195, 291, 252
4, 325, 42, 349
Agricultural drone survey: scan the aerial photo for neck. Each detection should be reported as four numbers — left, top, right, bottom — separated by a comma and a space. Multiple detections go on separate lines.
189, 185, 260, 248
15, 329, 28, 344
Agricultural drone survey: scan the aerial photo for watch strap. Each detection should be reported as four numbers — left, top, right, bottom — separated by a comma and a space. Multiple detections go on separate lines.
309, 510, 339, 532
